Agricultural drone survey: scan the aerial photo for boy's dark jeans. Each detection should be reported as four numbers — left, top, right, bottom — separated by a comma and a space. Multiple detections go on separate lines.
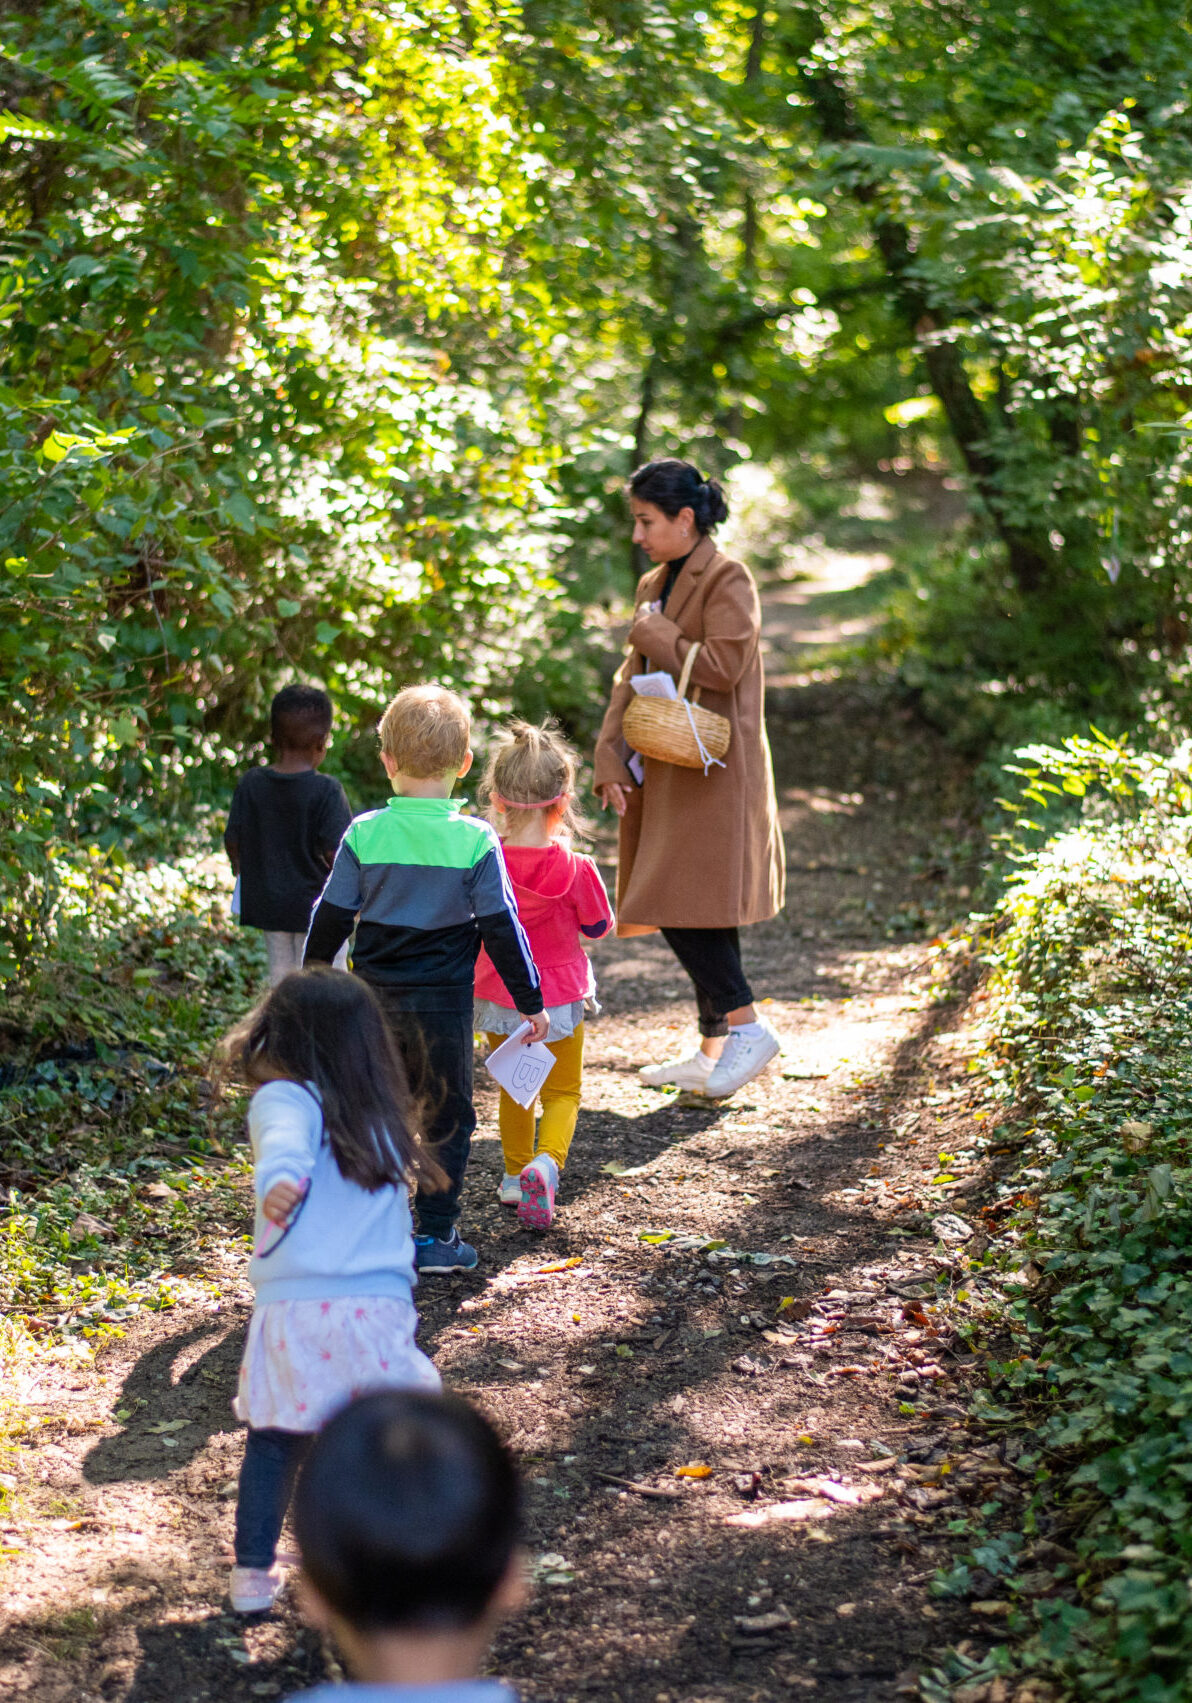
378, 1001, 475, 1241
235, 1427, 310, 1569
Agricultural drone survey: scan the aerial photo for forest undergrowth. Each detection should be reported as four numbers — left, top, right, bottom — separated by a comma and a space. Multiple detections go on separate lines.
0, 855, 264, 1368
916, 733, 1192, 1701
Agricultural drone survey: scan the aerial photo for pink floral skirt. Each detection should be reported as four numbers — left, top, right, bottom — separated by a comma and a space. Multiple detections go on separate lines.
234, 1295, 440, 1432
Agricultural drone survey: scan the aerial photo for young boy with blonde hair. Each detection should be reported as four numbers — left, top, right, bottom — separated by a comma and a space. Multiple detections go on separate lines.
305, 685, 546, 1272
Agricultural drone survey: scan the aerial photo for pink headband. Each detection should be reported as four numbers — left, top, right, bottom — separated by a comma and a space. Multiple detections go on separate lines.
494, 791, 568, 812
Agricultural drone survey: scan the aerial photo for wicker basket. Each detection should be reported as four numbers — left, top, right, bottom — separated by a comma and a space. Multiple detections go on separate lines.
622, 642, 731, 772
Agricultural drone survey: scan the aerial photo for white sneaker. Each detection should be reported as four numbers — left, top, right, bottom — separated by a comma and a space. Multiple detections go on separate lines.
703, 1021, 781, 1099
230, 1564, 283, 1614
639, 1047, 717, 1091
497, 1173, 522, 1206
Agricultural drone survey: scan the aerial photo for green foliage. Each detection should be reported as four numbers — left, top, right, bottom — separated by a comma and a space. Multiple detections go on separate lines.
5, 0, 1192, 968
513, 3, 1192, 727
0, 0, 571, 972
964, 735, 1192, 1697
0, 853, 258, 1356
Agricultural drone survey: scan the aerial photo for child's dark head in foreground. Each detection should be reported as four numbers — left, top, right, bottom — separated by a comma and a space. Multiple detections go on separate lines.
271, 683, 333, 761
293, 1390, 523, 1671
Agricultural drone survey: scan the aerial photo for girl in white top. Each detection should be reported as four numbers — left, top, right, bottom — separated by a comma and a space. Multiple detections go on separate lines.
219, 966, 445, 1615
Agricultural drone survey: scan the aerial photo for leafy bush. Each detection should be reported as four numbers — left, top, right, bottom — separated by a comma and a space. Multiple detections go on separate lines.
959, 733, 1192, 1698
0, 852, 259, 1356
0, 0, 577, 974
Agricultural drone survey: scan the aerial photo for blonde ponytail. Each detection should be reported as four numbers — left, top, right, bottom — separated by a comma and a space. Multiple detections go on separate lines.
482, 719, 591, 843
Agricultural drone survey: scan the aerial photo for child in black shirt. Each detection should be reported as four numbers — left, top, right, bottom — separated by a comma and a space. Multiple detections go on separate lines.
225, 685, 352, 985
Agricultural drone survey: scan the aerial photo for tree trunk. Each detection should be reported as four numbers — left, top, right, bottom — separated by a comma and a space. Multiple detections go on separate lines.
792, 16, 1053, 595
741, 7, 766, 282
630, 356, 657, 575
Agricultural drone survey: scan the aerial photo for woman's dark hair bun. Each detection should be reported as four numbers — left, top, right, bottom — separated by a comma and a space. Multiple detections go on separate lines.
629, 458, 729, 533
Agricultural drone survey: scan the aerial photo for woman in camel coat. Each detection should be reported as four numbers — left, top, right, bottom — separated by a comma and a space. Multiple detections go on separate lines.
593, 458, 785, 1099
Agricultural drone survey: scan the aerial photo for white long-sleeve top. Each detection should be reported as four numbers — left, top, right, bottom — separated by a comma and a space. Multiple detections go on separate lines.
245, 1079, 416, 1307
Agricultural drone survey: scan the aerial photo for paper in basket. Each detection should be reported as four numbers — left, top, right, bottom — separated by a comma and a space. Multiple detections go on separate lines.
485, 1023, 557, 1108
630, 670, 678, 700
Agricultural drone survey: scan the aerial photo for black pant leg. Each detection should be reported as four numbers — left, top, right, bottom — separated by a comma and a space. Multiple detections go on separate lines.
384, 1006, 475, 1239
234, 1427, 311, 1568
660, 927, 754, 1038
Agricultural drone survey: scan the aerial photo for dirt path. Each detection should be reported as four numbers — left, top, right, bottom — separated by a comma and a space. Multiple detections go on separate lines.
0, 684, 999, 1703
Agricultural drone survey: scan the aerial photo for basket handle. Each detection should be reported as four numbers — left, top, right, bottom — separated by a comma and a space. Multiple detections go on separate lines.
677, 641, 701, 701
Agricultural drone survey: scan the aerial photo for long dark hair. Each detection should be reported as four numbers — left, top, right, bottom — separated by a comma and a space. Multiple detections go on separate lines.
629, 458, 729, 533
218, 968, 446, 1193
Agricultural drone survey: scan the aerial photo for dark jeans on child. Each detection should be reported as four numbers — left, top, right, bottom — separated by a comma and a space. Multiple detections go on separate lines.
235, 1427, 311, 1569
377, 1001, 475, 1240
660, 927, 754, 1038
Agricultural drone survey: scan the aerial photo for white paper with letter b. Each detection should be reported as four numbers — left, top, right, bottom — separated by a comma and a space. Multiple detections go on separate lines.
484, 1022, 557, 1108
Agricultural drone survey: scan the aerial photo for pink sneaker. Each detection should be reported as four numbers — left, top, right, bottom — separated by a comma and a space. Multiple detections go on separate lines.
229, 1563, 283, 1613
518, 1155, 559, 1230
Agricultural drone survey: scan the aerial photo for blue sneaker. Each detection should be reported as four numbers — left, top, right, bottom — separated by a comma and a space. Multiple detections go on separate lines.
414, 1229, 478, 1273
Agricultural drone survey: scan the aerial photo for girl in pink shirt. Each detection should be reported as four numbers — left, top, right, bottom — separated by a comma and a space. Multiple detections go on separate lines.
474, 722, 614, 1229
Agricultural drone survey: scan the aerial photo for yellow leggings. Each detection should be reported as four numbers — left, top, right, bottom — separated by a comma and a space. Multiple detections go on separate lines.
486, 1024, 584, 1175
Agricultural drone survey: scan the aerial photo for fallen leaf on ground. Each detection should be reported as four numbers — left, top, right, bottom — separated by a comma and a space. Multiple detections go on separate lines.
777, 1296, 814, 1319
971, 1600, 1013, 1617
70, 1212, 114, 1239
535, 1258, 582, 1273
782, 1476, 883, 1505
733, 1355, 768, 1377
726, 1499, 833, 1529
836, 1601, 857, 1616
931, 1213, 973, 1242
734, 1609, 792, 1633
532, 1551, 574, 1585
1120, 1119, 1154, 1154
147, 1419, 188, 1434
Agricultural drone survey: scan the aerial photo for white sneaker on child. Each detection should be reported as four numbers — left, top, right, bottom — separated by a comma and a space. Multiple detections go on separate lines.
229, 1564, 283, 1614
497, 1173, 522, 1206
518, 1154, 559, 1230
639, 1047, 717, 1091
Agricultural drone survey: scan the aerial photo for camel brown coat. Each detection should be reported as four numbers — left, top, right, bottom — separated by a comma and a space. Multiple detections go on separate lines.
593, 535, 785, 932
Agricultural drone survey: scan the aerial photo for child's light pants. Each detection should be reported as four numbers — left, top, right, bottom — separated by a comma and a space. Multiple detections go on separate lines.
486, 1024, 584, 1175
265, 931, 347, 986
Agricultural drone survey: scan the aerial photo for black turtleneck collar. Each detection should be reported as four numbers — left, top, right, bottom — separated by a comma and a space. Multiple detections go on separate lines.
660, 549, 693, 611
